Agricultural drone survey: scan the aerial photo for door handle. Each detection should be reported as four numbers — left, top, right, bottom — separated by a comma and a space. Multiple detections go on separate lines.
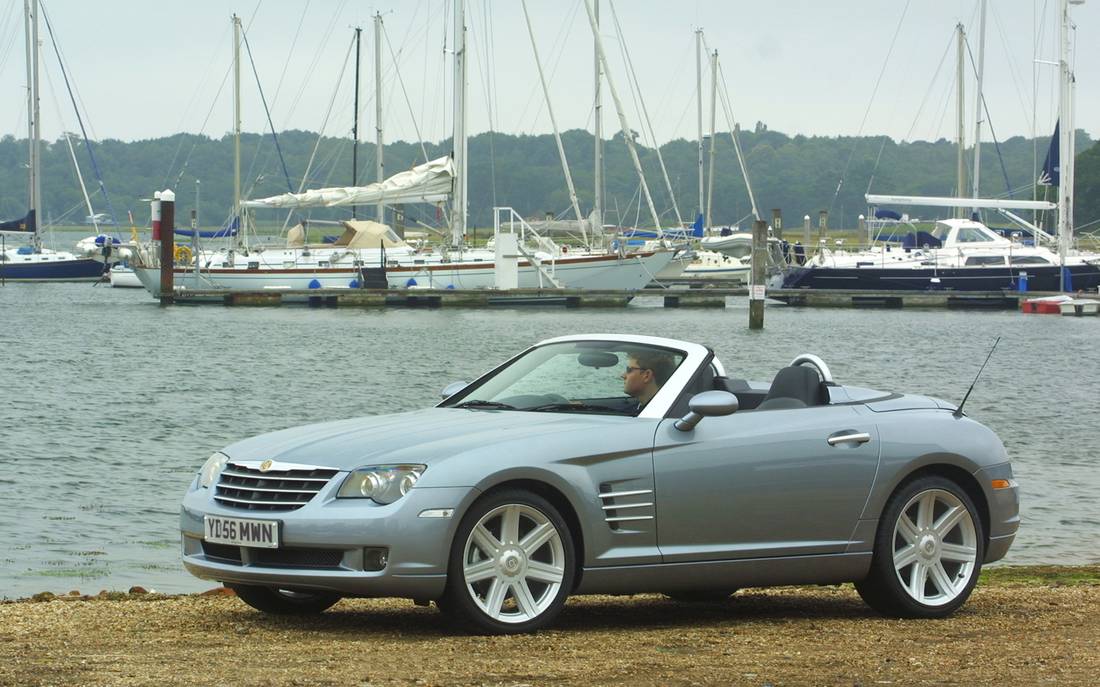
827, 431, 872, 446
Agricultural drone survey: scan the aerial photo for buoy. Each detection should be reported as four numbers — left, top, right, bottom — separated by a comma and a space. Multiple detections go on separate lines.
406, 278, 418, 287
308, 279, 322, 289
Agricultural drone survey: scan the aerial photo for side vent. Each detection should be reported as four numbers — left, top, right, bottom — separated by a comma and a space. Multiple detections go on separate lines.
598, 482, 655, 532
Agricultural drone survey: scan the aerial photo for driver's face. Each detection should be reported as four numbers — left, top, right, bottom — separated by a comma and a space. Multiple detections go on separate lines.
621, 357, 651, 398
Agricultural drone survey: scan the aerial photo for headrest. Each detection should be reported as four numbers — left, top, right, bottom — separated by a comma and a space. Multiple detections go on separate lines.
760, 366, 827, 408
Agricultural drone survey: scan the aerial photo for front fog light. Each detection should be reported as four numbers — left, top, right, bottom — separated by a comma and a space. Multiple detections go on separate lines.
199, 452, 229, 488
363, 547, 389, 571
337, 465, 426, 504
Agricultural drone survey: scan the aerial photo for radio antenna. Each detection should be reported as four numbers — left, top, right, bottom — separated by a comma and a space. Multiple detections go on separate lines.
954, 337, 1001, 418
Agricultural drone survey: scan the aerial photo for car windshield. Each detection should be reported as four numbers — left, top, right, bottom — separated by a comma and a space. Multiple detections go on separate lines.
443, 341, 687, 415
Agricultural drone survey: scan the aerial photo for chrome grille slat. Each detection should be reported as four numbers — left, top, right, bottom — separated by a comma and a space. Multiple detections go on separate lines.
220, 469, 331, 482
215, 462, 338, 512
600, 502, 653, 511
598, 485, 656, 530
215, 481, 316, 492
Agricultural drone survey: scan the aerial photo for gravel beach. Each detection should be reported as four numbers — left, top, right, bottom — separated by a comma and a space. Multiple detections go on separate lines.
1, 566, 1097, 686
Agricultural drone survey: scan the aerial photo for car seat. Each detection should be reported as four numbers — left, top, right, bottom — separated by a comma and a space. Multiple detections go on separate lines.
755, 366, 828, 410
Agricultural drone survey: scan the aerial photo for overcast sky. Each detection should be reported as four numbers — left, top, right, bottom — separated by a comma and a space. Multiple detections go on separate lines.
0, 0, 1096, 147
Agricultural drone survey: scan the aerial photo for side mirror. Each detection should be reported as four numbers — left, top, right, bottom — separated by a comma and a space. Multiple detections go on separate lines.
440, 381, 468, 400
674, 390, 739, 431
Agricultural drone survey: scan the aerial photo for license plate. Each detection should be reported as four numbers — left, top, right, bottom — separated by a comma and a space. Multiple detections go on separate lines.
204, 515, 280, 549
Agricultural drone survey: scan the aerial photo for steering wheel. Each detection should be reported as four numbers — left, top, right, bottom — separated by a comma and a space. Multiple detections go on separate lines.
541, 393, 569, 405
789, 354, 834, 384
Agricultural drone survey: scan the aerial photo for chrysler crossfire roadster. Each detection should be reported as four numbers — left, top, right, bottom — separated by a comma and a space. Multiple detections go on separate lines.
180, 334, 1019, 633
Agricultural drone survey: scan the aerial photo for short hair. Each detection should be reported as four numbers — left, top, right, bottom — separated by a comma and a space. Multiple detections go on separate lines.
629, 350, 677, 386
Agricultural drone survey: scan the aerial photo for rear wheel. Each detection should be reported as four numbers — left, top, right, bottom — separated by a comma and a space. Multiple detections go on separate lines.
229, 584, 341, 615
856, 475, 984, 618
440, 489, 575, 634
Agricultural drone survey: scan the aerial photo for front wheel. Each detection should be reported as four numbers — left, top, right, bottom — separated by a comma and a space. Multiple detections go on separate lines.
856, 475, 984, 618
440, 489, 575, 634
229, 584, 341, 615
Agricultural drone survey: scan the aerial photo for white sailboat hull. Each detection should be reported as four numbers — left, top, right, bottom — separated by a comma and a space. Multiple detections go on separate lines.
132, 250, 674, 297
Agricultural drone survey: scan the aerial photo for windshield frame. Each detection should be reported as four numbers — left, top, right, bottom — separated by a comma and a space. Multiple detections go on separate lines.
437, 334, 717, 419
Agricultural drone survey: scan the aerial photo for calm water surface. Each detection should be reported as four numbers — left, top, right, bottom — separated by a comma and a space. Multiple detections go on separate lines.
1, 283, 1097, 598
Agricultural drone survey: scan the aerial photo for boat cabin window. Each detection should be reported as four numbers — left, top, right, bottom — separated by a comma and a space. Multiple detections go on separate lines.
964, 255, 1005, 266
1010, 255, 1052, 265
956, 227, 996, 243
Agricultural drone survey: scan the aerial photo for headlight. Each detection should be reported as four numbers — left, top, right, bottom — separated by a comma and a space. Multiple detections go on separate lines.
199, 452, 229, 488
337, 464, 425, 504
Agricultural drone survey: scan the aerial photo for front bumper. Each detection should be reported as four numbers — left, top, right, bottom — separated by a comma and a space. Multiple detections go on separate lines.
180, 480, 476, 598
975, 463, 1020, 564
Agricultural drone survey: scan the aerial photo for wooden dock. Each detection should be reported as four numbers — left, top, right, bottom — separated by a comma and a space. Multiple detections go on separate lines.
160, 285, 1082, 310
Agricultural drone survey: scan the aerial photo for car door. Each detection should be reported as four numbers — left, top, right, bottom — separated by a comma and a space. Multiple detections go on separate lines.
653, 404, 880, 563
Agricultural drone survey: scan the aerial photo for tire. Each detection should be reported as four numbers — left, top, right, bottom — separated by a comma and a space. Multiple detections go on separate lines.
440, 488, 575, 634
856, 475, 984, 619
664, 590, 738, 603
229, 584, 341, 615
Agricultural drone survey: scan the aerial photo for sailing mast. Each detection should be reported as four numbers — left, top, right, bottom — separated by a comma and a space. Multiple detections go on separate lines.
1057, 0, 1079, 290
351, 26, 361, 219
449, 0, 467, 249
520, 0, 586, 241
696, 28, 704, 228
970, 0, 987, 206
593, 0, 602, 236
581, 0, 661, 231
955, 23, 966, 217
233, 14, 242, 247
705, 49, 717, 232
374, 12, 385, 224
25, 0, 41, 248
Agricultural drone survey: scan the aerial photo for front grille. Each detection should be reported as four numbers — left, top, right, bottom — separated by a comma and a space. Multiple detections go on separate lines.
214, 462, 338, 512
199, 542, 343, 569
253, 548, 344, 569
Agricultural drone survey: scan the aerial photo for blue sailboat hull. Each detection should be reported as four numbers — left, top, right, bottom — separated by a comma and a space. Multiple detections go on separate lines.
0, 258, 105, 282
782, 263, 1100, 292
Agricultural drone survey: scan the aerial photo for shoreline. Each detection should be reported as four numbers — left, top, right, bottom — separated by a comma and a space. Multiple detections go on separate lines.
5, 563, 1098, 605
2, 565, 1097, 685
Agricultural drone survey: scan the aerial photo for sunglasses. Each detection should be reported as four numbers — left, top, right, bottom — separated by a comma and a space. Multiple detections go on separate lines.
624, 366, 649, 374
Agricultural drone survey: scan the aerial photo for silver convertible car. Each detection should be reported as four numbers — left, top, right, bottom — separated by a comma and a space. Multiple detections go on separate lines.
180, 334, 1019, 634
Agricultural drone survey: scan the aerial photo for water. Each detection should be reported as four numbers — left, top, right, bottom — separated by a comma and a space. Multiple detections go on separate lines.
1, 283, 1097, 598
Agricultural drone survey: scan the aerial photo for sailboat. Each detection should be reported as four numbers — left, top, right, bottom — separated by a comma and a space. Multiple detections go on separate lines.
782, 1, 1100, 293
0, 0, 119, 283
129, 6, 673, 297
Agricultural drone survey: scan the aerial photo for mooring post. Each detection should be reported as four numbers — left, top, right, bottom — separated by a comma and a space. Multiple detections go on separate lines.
159, 189, 175, 305
771, 208, 783, 240
802, 214, 811, 246
859, 214, 868, 247
749, 219, 767, 330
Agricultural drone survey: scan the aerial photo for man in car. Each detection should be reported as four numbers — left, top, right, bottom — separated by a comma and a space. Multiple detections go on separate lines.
621, 350, 675, 410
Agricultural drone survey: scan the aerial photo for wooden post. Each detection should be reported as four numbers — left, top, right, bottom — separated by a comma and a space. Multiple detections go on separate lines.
159, 189, 175, 305
749, 219, 766, 329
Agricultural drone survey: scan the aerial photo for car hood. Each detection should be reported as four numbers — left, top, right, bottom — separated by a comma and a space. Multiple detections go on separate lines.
220, 407, 638, 471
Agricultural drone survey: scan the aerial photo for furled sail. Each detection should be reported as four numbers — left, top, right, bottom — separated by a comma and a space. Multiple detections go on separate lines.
0, 210, 36, 234
241, 157, 455, 209
1037, 121, 1059, 187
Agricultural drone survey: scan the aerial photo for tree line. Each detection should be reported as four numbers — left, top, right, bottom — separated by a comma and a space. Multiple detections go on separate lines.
1, 126, 1096, 235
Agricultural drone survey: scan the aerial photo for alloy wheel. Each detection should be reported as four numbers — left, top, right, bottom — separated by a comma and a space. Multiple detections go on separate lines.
461, 503, 566, 624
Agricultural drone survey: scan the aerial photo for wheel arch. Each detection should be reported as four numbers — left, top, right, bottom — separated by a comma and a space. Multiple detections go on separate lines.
889, 463, 991, 553
465, 477, 587, 592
